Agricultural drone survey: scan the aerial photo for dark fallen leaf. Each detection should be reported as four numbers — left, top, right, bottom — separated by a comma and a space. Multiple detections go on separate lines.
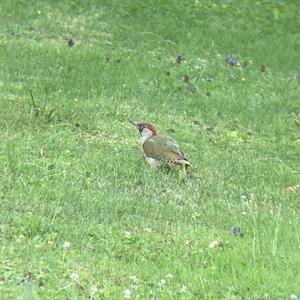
38, 278, 44, 287
176, 55, 185, 64
48, 164, 55, 170
67, 39, 75, 47
226, 56, 237, 66
260, 64, 267, 72
230, 226, 244, 237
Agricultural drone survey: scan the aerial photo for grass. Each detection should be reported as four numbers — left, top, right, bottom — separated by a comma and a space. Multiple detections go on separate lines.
0, 0, 300, 299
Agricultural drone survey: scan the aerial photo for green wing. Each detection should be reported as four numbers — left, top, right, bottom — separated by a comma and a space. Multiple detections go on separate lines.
142, 135, 189, 163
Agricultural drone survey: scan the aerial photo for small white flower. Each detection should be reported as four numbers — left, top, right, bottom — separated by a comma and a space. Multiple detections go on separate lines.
158, 279, 166, 287
90, 284, 97, 295
125, 231, 132, 239
166, 273, 173, 279
290, 295, 298, 300
123, 288, 132, 299
63, 241, 71, 249
69, 272, 79, 281
180, 284, 187, 293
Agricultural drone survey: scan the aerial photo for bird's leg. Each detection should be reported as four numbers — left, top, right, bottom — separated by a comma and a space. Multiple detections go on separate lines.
179, 163, 187, 177
182, 164, 186, 174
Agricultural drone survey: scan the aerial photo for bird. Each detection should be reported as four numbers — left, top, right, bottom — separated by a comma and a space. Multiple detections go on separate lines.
130, 121, 190, 171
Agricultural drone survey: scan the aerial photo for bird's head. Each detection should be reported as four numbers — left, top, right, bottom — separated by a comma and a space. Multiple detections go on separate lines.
129, 120, 157, 141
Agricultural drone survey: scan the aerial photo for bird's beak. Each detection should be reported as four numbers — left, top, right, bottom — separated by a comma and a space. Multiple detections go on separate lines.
129, 120, 137, 127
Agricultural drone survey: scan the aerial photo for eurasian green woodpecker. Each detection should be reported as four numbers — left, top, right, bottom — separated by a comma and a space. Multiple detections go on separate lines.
130, 121, 190, 169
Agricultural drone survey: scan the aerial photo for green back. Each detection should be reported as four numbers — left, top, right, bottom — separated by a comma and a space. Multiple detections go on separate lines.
142, 135, 188, 162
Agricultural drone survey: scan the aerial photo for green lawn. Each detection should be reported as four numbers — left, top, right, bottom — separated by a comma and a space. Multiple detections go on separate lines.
1, 1, 300, 299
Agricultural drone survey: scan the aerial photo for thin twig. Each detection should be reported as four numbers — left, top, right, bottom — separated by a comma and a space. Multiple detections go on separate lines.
29, 90, 37, 110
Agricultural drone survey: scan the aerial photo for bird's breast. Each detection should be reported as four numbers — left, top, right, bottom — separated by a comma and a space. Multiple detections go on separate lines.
145, 157, 163, 168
